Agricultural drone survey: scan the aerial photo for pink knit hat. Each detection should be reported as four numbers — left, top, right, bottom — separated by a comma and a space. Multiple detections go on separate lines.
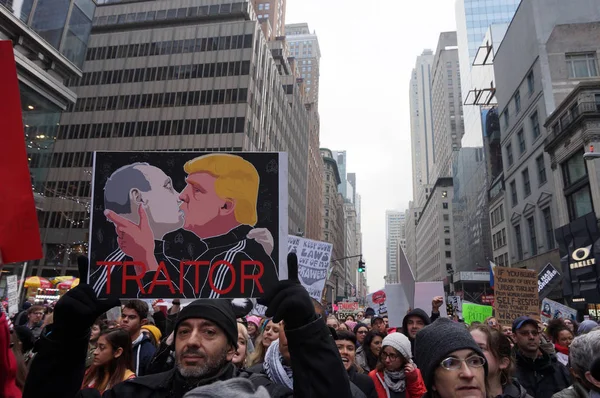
345, 321, 357, 331
246, 315, 262, 327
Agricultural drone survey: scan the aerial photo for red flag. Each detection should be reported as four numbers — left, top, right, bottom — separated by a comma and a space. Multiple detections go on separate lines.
0, 41, 43, 263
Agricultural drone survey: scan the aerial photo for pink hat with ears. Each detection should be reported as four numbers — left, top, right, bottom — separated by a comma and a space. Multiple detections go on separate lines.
246, 315, 262, 327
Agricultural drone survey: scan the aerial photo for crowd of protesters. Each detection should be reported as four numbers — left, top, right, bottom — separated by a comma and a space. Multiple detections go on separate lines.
2, 256, 600, 397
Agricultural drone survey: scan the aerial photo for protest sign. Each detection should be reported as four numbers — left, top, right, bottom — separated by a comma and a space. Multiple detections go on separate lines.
540, 298, 577, 323
0, 42, 43, 263
89, 151, 288, 299
385, 284, 410, 328
288, 236, 332, 301
462, 303, 493, 325
414, 282, 448, 318
398, 245, 416, 309
494, 267, 539, 325
448, 296, 462, 317
538, 263, 561, 300
337, 302, 359, 312
6, 275, 19, 316
366, 289, 387, 315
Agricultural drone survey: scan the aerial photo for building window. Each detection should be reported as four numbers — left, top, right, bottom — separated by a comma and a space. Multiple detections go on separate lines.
536, 155, 547, 185
566, 53, 599, 78
515, 223, 523, 261
515, 91, 521, 114
517, 129, 526, 154
510, 180, 518, 207
542, 207, 555, 250
258, 3, 264, 9
442, 202, 448, 209
530, 111, 540, 140
325, 209, 329, 217
445, 251, 452, 258
264, 3, 270, 9
442, 191, 448, 198
562, 150, 594, 221
325, 220, 329, 229
527, 71, 534, 94
445, 238, 451, 245
506, 143, 513, 166
503, 109, 509, 129
527, 216, 537, 256
444, 226, 450, 234
443, 214, 449, 221
522, 168, 531, 197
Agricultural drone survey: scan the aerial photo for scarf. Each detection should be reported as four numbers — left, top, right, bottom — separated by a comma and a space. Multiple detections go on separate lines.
263, 339, 293, 390
554, 344, 569, 356
376, 369, 406, 395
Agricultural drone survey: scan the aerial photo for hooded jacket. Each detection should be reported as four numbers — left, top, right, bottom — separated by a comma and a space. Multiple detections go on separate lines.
132, 333, 156, 376
401, 309, 431, 357
514, 349, 572, 398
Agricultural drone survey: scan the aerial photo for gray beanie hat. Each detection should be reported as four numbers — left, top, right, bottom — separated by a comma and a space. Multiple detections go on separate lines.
415, 318, 488, 392
382, 332, 413, 361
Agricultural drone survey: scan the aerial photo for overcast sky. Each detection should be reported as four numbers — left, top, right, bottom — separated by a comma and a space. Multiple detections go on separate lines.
286, 0, 457, 292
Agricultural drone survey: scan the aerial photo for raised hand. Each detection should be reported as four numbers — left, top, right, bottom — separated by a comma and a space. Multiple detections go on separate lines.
52, 256, 121, 338
105, 204, 157, 271
247, 228, 274, 256
257, 253, 315, 330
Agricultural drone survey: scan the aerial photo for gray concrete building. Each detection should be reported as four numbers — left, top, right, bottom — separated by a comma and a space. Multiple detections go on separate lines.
385, 210, 405, 283
285, 23, 320, 106
415, 178, 455, 282
0, 0, 96, 276
404, 202, 421, 275
431, 32, 464, 182
494, 0, 600, 273
35, 0, 310, 275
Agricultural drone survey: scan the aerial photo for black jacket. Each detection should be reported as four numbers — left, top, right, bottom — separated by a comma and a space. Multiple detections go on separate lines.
514, 349, 572, 398
500, 379, 533, 398
23, 316, 351, 398
348, 365, 377, 398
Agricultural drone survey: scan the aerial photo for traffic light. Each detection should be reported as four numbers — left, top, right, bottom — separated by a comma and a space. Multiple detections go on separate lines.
358, 258, 365, 273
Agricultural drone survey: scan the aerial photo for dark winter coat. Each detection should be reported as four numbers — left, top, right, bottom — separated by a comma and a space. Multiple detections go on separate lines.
514, 349, 572, 398
132, 334, 156, 376
348, 365, 377, 398
23, 316, 352, 398
499, 379, 533, 398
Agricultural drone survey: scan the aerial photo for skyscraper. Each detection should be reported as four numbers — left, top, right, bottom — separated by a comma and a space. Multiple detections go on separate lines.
36, 1, 311, 275
410, 50, 435, 208
331, 150, 348, 199
386, 210, 406, 283
285, 23, 321, 105
252, 0, 286, 41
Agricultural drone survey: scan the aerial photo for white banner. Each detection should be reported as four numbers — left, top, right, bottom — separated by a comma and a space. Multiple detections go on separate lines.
448, 295, 462, 317
385, 284, 410, 328
288, 236, 332, 301
6, 275, 18, 317
540, 298, 577, 323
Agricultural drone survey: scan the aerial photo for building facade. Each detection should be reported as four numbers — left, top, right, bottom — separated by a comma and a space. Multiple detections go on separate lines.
415, 178, 455, 282
35, 0, 311, 275
344, 202, 358, 296
494, 0, 600, 274
285, 23, 320, 105
431, 32, 464, 181
251, 0, 285, 41
1, 0, 96, 276
303, 102, 323, 240
410, 50, 435, 208
385, 210, 405, 283
404, 202, 421, 274
331, 150, 348, 200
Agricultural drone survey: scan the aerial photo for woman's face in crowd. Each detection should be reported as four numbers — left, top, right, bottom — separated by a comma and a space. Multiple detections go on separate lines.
232, 330, 248, 367
327, 318, 339, 330
90, 324, 102, 342
247, 322, 257, 336
557, 330, 573, 348
433, 349, 486, 398
336, 339, 356, 371
262, 321, 280, 348
338, 323, 349, 331
487, 318, 498, 329
501, 326, 513, 337
356, 327, 368, 344
356, 312, 364, 321
346, 315, 355, 322
563, 319, 574, 332
470, 330, 499, 377
370, 335, 383, 356
381, 346, 405, 372
93, 335, 122, 367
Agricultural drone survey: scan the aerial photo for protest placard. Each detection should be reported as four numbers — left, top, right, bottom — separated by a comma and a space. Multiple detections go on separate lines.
6, 275, 19, 316
538, 263, 561, 300
462, 303, 493, 325
89, 151, 288, 299
414, 282, 448, 318
288, 236, 332, 301
337, 302, 359, 312
540, 298, 577, 323
494, 267, 539, 325
385, 284, 410, 328
366, 290, 387, 315
448, 296, 462, 317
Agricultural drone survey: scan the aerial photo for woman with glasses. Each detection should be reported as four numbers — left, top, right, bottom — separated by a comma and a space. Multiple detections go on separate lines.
470, 325, 532, 398
369, 333, 426, 398
357, 330, 386, 373
416, 318, 488, 398
354, 323, 370, 347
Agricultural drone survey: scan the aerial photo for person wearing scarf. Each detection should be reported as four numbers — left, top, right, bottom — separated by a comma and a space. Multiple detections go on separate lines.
369, 333, 426, 398
263, 339, 294, 390
547, 320, 574, 367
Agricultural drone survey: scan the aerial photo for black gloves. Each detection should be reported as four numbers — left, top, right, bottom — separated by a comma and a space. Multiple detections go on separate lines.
52, 257, 120, 339
258, 253, 316, 330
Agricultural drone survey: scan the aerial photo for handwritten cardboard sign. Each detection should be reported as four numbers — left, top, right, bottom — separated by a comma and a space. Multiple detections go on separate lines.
288, 236, 332, 301
6, 275, 19, 316
494, 267, 539, 326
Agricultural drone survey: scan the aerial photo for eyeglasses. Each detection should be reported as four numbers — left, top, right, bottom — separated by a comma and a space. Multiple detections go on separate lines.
440, 355, 486, 370
517, 330, 539, 337
380, 352, 400, 361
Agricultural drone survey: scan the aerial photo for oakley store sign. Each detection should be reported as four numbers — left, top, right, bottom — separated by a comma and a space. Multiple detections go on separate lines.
555, 212, 600, 304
